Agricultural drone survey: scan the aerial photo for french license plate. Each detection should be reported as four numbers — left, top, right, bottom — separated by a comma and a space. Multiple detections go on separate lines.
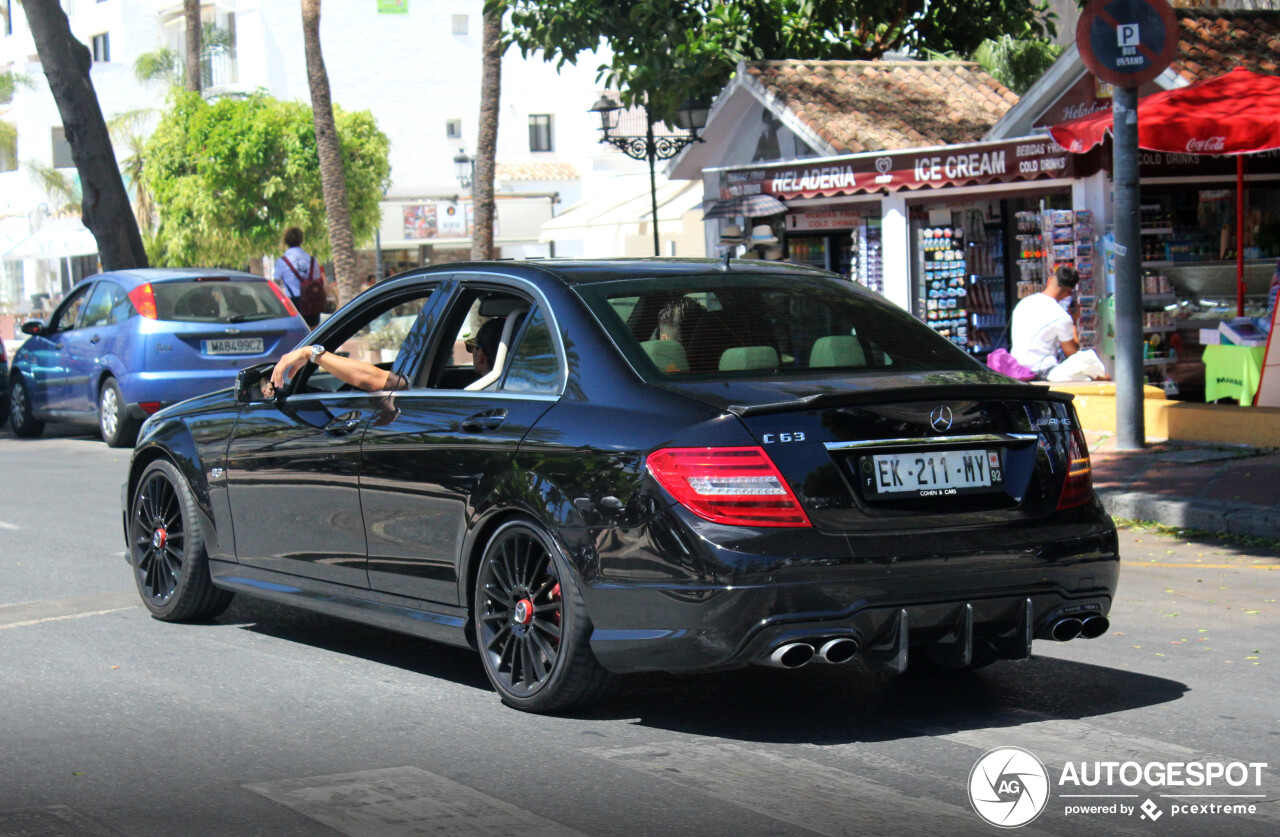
866, 449, 1003, 497
203, 337, 264, 355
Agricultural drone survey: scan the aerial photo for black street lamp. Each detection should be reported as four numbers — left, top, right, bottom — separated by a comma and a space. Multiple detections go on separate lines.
453, 148, 475, 192
589, 94, 707, 255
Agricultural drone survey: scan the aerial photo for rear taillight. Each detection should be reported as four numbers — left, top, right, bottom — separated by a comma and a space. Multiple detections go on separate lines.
1056, 425, 1094, 509
128, 283, 158, 319
138, 402, 162, 415
647, 447, 811, 528
266, 280, 300, 317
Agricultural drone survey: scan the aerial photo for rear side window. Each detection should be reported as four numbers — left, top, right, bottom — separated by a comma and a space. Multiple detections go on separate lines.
577, 273, 980, 379
503, 306, 560, 394
151, 280, 289, 323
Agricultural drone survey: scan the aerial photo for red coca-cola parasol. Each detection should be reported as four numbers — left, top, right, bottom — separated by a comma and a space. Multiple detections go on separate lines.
1049, 68, 1280, 314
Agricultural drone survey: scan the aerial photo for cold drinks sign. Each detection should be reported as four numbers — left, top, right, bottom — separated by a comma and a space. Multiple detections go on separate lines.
1077, 0, 1178, 87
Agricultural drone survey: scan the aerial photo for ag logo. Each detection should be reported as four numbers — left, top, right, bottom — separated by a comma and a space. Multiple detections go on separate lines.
968, 747, 1050, 828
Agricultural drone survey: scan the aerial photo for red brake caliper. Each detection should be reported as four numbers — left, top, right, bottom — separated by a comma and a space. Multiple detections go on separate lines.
550, 582, 562, 636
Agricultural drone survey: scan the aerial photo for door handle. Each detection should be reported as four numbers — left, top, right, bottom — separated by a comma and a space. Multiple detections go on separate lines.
89, 334, 101, 344
460, 409, 507, 432
323, 411, 364, 436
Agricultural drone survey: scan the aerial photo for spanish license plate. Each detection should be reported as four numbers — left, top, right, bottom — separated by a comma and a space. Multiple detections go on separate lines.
867, 449, 1003, 497
203, 337, 264, 355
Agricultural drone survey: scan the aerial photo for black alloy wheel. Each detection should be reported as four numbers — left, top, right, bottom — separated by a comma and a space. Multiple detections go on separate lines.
9, 377, 45, 438
129, 460, 233, 621
475, 520, 615, 712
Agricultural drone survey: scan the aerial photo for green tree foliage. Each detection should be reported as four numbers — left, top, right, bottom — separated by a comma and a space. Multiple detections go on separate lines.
143, 91, 390, 267
499, 0, 1056, 123
972, 34, 1064, 94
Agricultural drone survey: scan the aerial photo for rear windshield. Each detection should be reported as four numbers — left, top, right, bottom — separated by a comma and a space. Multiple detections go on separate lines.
576, 273, 981, 379
152, 280, 289, 323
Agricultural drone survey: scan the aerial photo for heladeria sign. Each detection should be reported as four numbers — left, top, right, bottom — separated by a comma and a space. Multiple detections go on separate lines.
721, 139, 1080, 200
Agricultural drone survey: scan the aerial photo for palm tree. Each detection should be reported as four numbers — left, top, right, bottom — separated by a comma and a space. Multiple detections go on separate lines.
184, 0, 203, 93
20, 0, 148, 269
301, 0, 358, 305
472, 4, 502, 261
1, 71, 33, 174
108, 109, 158, 233
23, 160, 81, 215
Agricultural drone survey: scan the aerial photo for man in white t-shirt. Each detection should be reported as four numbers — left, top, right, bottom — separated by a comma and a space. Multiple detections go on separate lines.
1011, 266, 1080, 378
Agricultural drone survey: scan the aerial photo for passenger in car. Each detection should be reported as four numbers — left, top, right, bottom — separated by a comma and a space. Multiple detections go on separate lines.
657, 297, 705, 343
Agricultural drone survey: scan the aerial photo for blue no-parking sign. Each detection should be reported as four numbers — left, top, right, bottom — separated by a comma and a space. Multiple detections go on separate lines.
1077, 0, 1179, 87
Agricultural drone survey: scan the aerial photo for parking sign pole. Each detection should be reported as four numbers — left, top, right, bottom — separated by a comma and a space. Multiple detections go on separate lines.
1112, 85, 1145, 450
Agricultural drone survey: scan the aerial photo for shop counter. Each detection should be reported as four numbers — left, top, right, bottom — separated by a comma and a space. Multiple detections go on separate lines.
1203, 344, 1267, 405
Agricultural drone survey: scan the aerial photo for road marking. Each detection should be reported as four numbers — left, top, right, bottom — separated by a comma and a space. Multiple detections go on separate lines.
0, 805, 123, 836
0, 521, 21, 531
1122, 561, 1278, 571
0, 590, 138, 630
244, 766, 587, 837
584, 739, 1054, 836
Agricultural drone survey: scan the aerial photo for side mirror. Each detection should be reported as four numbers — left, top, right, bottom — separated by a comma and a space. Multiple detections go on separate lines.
235, 362, 278, 403
21, 320, 45, 336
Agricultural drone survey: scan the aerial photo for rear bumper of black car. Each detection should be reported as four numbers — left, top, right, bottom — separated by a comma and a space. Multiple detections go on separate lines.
573, 504, 1120, 674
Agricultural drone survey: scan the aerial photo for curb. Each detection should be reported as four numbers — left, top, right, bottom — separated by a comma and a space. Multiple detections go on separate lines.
1097, 489, 1280, 541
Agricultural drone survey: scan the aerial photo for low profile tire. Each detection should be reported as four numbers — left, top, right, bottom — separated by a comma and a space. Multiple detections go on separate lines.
99, 377, 140, 448
474, 520, 616, 713
129, 459, 233, 621
9, 377, 44, 438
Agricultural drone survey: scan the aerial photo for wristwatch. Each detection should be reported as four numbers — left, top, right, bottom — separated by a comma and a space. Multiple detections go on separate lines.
308, 344, 325, 364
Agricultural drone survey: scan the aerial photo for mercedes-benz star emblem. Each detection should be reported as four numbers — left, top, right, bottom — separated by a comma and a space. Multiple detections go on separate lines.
930, 405, 954, 433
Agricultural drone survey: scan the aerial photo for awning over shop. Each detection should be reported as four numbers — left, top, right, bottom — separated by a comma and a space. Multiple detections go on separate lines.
1, 219, 97, 260
715, 136, 1091, 201
702, 194, 787, 220
1048, 68, 1280, 155
541, 176, 701, 242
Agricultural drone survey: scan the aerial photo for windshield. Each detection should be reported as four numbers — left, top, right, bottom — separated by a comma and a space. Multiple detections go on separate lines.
151, 280, 290, 323
576, 273, 982, 380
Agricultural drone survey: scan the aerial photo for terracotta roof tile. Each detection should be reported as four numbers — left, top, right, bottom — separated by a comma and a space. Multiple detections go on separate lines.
743, 59, 1013, 152
1172, 11, 1280, 81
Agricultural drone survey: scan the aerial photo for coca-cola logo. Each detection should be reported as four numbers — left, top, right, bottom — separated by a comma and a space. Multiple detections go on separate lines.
1186, 136, 1226, 153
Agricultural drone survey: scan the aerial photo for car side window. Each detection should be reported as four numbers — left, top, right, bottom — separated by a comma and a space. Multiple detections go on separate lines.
49, 286, 91, 332
502, 307, 560, 394
421, 289, 539, 391
109, 283, 135, 325
294, 289, 433, 394
80, 281, 118, 329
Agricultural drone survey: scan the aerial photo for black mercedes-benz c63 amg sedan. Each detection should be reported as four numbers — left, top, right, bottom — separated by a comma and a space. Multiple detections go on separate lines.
122, 258, 1118, 712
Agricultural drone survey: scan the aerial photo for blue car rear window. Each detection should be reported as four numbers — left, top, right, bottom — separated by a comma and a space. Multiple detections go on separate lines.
152, 280, 289, 323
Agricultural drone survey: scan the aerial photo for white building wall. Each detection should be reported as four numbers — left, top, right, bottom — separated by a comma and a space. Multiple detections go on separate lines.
1, 0, 614, 304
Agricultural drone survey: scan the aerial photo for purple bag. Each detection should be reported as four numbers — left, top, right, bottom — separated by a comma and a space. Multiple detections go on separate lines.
986, 348, 1037, 381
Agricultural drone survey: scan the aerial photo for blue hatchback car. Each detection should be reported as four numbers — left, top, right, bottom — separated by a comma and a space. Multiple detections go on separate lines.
8, 268, 310, 446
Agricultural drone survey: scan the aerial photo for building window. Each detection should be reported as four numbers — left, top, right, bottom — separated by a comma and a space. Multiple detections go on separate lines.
91, 32, 110, 62
446, 119, 462, 139
528, 114, 553, 152
452, 14, 468, 35
52, 128, 75, 168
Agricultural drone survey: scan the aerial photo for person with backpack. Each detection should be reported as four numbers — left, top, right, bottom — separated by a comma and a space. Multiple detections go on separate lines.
273, 227, 325, 328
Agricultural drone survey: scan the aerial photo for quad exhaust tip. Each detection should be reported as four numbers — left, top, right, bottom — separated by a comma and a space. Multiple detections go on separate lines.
1079, 615, 1110, 639
767, 642, 816, 669
1050, 617, 1083, 642
817, 637, 860, 664
762, 637, 861, 668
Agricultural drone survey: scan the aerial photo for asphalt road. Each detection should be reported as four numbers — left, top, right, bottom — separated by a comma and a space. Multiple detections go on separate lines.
1, 426, 1276, 837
